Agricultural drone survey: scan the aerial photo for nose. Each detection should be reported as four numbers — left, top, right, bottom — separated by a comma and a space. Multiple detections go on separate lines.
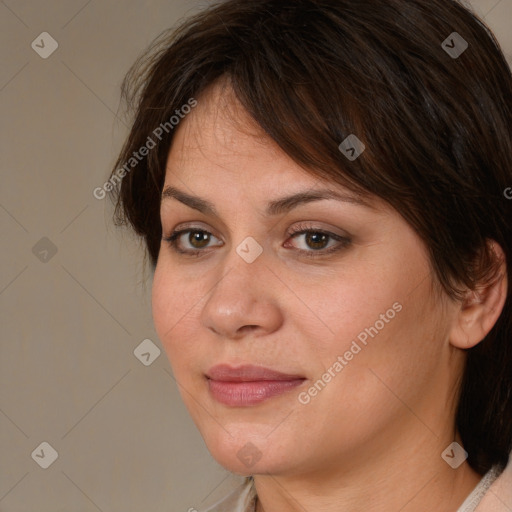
200, 245, 284, 340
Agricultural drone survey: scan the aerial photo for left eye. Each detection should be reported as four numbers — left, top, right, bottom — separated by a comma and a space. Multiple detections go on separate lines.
163, 227, 351, 257
287, 230, 340, 251
163, 229, 223, 253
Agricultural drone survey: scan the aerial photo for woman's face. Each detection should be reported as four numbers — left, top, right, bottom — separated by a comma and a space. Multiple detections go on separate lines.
152, 83, 464, 477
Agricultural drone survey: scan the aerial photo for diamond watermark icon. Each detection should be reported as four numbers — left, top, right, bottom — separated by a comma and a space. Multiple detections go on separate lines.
339, 134, 365, 161
31, 32, 59, 59
31, 441, 58, 469
442, 32, 468, 59
134, 338, 161, 366
32, 237, 58, 263
236, 237, 263, 263
237, 442, 263, 468
441, 441, 468, 469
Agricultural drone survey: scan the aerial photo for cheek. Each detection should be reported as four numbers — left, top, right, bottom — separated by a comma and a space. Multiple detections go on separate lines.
313, 274, 444, 414
151, 262, 171, 342
151, 261, 194, 364
151, 256, 220, 384
304, 245, 441, 390
301, 265, 402, 358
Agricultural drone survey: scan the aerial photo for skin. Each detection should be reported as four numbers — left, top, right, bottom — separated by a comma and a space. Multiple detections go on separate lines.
151, 80, 508, 512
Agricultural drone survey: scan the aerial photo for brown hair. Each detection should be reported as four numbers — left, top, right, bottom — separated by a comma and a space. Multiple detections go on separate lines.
108, 0, 512, 474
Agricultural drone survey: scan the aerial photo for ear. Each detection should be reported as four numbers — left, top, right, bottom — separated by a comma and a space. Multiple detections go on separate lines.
450, 240, 508, 349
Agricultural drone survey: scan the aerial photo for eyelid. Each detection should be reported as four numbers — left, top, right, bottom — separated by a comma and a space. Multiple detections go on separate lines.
286, 221, 350, 240
284, 224, 351, 258
166, 220, 349, 240
162, 221, 352, 258
163, 224, 223, 254
166, 221, 222, 241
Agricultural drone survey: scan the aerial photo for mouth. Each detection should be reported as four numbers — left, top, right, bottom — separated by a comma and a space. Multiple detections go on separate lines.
205, 364, 306, 407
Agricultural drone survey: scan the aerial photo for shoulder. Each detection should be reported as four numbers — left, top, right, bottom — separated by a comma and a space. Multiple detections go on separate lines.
474, 454, 512, 512
199, 477, 257, 512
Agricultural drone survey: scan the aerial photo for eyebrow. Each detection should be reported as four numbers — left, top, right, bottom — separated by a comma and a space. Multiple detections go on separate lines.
160, 185, 373, 217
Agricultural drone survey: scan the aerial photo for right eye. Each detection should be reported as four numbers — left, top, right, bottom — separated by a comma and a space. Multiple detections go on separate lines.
163, 228, 224, 256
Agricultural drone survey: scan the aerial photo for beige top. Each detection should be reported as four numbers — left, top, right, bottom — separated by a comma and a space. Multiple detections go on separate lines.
201, 454, 512, 512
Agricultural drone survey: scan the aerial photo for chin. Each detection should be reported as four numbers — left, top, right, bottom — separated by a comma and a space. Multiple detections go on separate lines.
199, 426, 287, 475
211, 450, 289, 477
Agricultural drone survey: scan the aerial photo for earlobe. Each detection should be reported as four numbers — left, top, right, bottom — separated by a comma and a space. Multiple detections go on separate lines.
450, 241, 508, 350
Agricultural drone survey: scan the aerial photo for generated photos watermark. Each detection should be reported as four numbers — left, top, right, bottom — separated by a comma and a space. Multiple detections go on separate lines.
298, 301, 403, 404
93, 98, 198, 200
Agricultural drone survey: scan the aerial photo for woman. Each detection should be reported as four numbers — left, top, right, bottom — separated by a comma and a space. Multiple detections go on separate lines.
108, 0, 512, 510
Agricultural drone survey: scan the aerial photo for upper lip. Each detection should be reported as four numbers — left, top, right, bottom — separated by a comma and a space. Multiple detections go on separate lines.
206, 364, 305, 382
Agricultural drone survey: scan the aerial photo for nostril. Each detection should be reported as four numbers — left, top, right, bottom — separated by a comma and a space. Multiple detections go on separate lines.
239, 325, 258, 334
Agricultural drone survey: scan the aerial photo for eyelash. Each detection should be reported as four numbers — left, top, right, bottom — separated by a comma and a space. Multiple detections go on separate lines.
162, 223, 351, 259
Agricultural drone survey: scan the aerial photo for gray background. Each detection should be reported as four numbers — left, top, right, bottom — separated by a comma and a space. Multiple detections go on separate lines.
1, 1, 511, 510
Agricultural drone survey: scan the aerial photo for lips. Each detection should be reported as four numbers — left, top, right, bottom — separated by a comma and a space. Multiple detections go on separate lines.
206, 364, 305, 382
205, 364, 306, 406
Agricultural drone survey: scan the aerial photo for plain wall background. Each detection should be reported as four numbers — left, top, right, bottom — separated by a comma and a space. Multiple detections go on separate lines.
1, 1, 511, 510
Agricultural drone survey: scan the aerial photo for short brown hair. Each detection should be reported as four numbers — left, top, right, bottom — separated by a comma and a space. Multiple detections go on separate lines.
109, 0, 512, 474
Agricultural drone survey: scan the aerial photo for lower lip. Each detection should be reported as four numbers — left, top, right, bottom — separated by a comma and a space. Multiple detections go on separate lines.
207, 378, 305, 406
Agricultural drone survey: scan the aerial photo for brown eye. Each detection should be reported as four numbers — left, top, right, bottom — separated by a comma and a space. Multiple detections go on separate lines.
303, 232, 330, 250
163, 225, 350, 259
163, 228, 223, 255
285, 226, 352, 259
188, 230, 210, 249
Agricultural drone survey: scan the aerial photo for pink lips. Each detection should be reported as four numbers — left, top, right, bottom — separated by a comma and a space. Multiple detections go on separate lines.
206, 364, 306, 406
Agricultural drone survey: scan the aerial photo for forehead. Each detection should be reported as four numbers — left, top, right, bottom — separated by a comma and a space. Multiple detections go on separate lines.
165, 82, 316, 185
171, 81, 276, 152
162, 80, 385, 214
